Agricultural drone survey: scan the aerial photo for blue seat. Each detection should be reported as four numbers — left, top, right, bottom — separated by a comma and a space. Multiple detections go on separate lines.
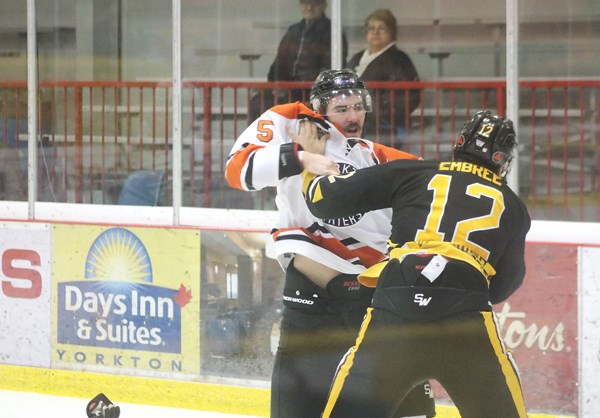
117, 170, 167, 206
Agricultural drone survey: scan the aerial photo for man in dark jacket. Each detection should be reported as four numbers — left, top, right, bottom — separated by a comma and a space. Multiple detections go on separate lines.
268, 0, 347, 83
249, 0, 348, 120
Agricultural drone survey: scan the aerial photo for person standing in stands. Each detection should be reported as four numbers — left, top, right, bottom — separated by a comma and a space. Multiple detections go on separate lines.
249, 0, 348, 120
347, 9, 420, 147
227, 69, 435, 418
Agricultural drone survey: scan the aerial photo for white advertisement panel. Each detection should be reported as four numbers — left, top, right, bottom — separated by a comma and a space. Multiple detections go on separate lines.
0, 222, 52, 367
580, 247, 600, 418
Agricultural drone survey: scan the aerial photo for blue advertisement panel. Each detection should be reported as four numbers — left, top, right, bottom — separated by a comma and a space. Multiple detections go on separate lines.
52, 225, 200, 375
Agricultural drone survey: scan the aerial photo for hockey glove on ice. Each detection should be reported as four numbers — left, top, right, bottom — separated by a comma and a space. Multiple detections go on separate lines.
86, 393, 120, 418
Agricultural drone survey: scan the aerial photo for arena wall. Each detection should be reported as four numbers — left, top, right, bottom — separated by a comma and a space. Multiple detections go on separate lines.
1, 206, 599, 417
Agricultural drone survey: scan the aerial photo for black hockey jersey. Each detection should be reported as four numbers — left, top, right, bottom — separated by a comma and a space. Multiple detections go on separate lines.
303, 159, 531, 304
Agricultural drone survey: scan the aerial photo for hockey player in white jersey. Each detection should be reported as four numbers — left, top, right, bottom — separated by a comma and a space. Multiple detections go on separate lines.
225, 69, 435, 418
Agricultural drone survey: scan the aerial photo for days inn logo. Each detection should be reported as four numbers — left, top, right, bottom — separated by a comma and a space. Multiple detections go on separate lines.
85, 228, 153, 282
57, 227, 191, 354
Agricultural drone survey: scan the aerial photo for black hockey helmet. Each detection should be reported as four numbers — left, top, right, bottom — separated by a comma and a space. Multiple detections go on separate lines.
309, 69, 372, 115
454, 110, 517, 178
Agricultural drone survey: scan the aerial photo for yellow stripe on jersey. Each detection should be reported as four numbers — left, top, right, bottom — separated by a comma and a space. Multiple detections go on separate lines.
322, 307, 374, 418
359, 241, 496, 288
301, 170, 322, 202
313, 182, 324, 203
482, 311, 528, 418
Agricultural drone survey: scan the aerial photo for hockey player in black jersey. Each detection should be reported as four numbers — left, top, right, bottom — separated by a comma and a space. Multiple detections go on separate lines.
303, 110, 531, 418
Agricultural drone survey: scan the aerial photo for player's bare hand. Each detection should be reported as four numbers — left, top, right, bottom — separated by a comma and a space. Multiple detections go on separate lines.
299, 152, 339, 176
288, 120, 330, 155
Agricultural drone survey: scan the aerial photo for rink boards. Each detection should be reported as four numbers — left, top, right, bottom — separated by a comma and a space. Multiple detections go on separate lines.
0, 213, 599, 417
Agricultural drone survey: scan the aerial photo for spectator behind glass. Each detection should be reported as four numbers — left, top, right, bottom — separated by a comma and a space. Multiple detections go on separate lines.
249, 0, 348, 121
347, 9, 420, 148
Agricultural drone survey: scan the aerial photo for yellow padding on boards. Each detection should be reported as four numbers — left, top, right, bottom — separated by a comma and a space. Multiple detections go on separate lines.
0, 364, 269, 416
0, 364, 574, 418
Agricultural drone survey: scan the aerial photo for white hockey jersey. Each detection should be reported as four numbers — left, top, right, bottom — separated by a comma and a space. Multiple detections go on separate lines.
225, 102, 418, 275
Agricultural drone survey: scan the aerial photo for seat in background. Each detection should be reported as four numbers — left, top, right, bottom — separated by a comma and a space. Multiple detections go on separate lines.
117, 170, 167, 206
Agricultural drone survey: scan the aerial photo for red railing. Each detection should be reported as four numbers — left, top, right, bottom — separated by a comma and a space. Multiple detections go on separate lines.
0, 79, 598, 221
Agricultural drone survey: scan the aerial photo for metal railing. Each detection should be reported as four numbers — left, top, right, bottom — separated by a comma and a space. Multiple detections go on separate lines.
1, 79, 598, 221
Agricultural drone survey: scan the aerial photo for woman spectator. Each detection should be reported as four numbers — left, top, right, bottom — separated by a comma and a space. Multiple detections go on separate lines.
347, 9, 420, 147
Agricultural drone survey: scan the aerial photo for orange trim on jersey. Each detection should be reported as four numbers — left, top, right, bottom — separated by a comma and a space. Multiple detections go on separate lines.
372, 142, 420, 163
225, 143, 265, 190
270, 101, 324, 121
273, 227, 386, 268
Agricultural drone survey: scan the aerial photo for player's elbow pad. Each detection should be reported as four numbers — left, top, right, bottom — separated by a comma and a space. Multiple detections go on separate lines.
278, 143, 303, 179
